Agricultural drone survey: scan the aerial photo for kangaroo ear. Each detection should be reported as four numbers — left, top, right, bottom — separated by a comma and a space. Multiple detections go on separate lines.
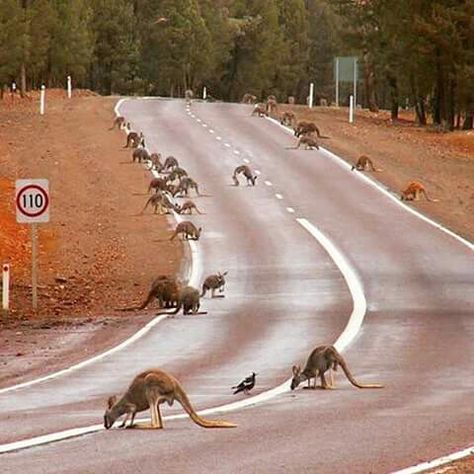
292, 365, 300, 376
107, 395, 117, 409
222, 271, 228, 276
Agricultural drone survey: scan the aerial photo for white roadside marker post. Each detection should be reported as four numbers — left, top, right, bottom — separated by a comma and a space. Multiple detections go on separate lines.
2, 264, 9, 313
203, 86, 207, 100
349, 94, 354, 123
40, 85, 45, 115
309, 82, 314, 108
67, 75, 72, 99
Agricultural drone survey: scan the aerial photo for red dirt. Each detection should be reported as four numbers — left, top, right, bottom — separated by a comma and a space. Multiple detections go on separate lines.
0, 91, 182, 385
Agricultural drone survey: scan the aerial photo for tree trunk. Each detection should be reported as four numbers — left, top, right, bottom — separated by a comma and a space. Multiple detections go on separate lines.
363, 49, 378, 112
387, 72, 399, 121
462, 112, 473, 130
20, 63, 27, 97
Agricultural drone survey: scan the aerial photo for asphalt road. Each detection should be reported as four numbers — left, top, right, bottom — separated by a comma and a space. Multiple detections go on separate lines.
0, 99, 472, 473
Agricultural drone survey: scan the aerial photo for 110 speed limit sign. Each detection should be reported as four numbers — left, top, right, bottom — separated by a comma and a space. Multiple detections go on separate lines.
16, 179, 50, 223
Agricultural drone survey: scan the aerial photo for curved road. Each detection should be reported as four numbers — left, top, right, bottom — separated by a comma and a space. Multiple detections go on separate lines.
0, 99, 473, 473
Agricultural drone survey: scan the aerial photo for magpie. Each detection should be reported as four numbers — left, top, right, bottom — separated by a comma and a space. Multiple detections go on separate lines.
232, 372, 257, 395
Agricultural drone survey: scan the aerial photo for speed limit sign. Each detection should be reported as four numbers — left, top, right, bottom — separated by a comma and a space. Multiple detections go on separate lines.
16, 179, 50, 223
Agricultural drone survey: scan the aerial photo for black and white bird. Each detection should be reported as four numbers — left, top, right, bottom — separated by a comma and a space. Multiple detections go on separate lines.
232, 372, 257, 395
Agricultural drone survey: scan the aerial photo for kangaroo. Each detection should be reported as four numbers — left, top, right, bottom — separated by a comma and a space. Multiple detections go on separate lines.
176, 177, 199, 196
163, 156, 179, 171
251, 104, 267, 117
124, 131, 144, 148
142, 192, 179, 215
266, 97, 278, 115
233, 165, 257, 186
178, 200, 203, 215
103, 368, 236, 430
294, 121, 328, 139
133, 148, 150, 163
280, 111, 296, 127
142, 193, 165, 214
110, 116, 125, 130
148, 152, 163, 171
400, 181, 439, 202
241, 93, 257, 104
167, 167, 188, 182
185, 89, 194, 104
117, 275, 180, 311
170, 221, 202, 241
295, 135, 319, 150
148, 177, 168, 194
351, 155, 382, 172
291, 345, 384, 391
201, 271, 228, 298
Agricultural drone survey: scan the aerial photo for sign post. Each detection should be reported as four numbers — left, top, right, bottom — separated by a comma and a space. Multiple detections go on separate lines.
2, 264, 9, 313
67, 75, 72, 99
40, 85, 46, 115
15, 179, 50, 310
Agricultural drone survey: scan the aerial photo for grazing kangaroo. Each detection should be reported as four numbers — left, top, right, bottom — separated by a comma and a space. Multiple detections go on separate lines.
148, 177, 168, 194
280, 111, 296, 127
176, 177, 199, 196
149, 152, 163, 171
125, 131, 144, 148
241, 93, 257, 104
295, 135, 320, 150
117, 275, 180, 311
233, 165, 257, 186
163, 156, 179, 171
170, 221, 202, 241
400, 181, 439, 202
251, 104, 267, 117
178, 200, 203, 215
155, 286, 206, 316
294, 121, 328, 139
167, 167, 188, 182
201, 271, 228, 298
291, 345, 384, 391
110, 116, 125, 130
103, 368, 236, 430
133, 148, 150, 163
351, 155, 382, 172
142, 192, 179, 215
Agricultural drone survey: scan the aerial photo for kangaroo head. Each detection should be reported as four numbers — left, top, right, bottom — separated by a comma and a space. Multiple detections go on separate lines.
104, 395, 118, 429
196, 227, 202, 237
290, 365, 303, 390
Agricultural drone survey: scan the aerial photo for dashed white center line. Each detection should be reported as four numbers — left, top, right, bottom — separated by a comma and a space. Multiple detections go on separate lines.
254, 170, 261, 175
209, 129, 215, 134
202, 123, 208, 127
233, 150, 240, 155
264, 180, 273, 187
225, 143, 231, 148
286, 207, 295, 214
275, 193, 283, 200
196, 118, 202, 123
243, 158, 250, 164
216, 136, 222, 141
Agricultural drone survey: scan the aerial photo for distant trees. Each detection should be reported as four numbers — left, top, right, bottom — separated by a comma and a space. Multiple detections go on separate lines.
0, 0, 471, 129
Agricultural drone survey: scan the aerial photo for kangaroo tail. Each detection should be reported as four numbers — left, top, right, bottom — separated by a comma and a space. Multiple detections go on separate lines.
200, 286, 207, 297
115, 305, 141, 311
319, 135, 330, 139
175, 385, 237, 428
338, 357, 384, 389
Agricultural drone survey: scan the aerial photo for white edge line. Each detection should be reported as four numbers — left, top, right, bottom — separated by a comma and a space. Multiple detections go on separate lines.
0, 98, 200, 396
265, 116, 473, 251
390, 446, 474, 474
0, 215, 368, 454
